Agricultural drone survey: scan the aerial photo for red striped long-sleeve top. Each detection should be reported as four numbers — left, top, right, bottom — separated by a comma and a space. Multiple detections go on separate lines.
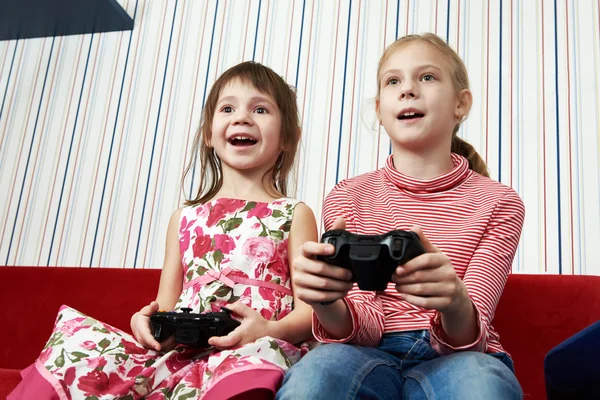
312, 153, 525, 355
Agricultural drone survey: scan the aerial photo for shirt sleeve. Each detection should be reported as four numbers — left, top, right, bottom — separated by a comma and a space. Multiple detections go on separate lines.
311, 182, 386, 347
429, 187, 525, 355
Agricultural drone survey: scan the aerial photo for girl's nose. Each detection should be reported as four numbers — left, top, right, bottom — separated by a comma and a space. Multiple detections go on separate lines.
232, 111, 253, 125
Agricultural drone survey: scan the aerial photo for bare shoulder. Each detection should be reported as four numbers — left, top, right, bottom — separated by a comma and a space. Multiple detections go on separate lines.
289, 202, 318, 241
292, 202, 316, 220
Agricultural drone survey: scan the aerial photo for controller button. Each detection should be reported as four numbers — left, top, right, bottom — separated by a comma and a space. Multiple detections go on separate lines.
181, 307, 193, 313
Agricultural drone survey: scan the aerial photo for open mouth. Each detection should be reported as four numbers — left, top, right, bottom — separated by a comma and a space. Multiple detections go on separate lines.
397, 111, 424, 121
228, 136, 258, 146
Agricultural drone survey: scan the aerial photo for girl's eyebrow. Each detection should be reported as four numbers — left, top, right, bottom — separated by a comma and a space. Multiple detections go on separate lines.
381, 64, 444, 76
217, 95, 276, 107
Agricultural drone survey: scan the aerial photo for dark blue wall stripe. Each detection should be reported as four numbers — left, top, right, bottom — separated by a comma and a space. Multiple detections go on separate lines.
5, 37, 55, 265
47, 34, 95, 266
389, 0, 401, 156
334, 0, 353, 184
553, 0, 563, 274
89, 0, 140, 267
0, 42, 19, 125
133, 0, 179, 268
252, 0, 262, 61
446, 0, 450, 42
189, 0, 220, 197
498, 0, 503, 182
396, 0, 400, 39
294, 0, 307, 89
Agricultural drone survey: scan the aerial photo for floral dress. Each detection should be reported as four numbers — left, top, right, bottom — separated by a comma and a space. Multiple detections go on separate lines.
9, 198, 307, 400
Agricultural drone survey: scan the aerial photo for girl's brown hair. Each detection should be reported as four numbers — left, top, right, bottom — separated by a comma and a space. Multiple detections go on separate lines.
376, 33, 489, 177
182, 61, 301, 205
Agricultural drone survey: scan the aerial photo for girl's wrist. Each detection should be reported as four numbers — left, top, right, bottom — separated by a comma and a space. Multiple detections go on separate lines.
444, 281, 471, 316
264, 319, 283, 340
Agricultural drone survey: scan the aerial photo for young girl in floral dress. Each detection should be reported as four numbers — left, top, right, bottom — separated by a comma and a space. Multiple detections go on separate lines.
10, 61, 317, 400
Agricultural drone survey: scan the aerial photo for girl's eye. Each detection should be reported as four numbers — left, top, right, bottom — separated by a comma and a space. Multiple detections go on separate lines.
255, 107, 268, 114
387, 78, 399, 86
421, 74, 435, 82
222, 106, 233, 112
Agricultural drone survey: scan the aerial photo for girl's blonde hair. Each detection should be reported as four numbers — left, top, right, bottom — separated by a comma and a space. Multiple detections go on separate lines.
183, 61, 301, 205
376, 33, 489, 177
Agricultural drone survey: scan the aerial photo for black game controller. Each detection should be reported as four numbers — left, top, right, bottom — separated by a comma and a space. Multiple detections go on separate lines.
150, 306, 240, 348
318, 229, 426, 291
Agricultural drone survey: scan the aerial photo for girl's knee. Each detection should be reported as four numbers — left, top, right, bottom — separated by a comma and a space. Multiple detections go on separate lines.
403, 352, 523, 399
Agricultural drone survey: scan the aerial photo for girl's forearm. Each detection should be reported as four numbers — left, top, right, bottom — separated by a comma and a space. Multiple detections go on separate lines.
440, 294, 479, 346
311, 299, 354, 340
266, 305, 313, 344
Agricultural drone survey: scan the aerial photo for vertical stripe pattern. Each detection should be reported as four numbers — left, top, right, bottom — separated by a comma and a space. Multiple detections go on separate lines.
0, 0, 599, 275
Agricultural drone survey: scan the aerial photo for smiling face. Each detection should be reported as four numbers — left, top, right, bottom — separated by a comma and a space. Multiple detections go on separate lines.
209, 78, 283, 175
376, 41, 471, 154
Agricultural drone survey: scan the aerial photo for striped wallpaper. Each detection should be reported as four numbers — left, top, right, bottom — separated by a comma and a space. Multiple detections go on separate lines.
0, 0, 599, 276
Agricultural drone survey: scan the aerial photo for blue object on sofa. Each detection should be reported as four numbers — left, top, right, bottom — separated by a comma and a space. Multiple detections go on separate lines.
544, 320, 600, 399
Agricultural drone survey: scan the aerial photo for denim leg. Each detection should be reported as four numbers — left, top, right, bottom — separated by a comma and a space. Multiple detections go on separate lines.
402, 351, 523, 400
276, 343, 404, 400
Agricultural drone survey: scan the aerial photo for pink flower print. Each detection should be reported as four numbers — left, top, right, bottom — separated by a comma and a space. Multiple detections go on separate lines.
259, 286, 276, 302
180, 227, 191, 253
243, 237, 275, 263
166, 351, 190, 373
214, 234, 235, 255
267, 258, 287, 278
184, 363, 205, 389
213, 354, 251, 379
127, 365, 145, 378
58, 318, 86, 336
260, 308, 275, 321
64, 366, 76, 386
81, 340, 96, 350
193, 234, 213, 258
196, 203, 210, 218
252, 222, 261, 230
218, 198, 247, 213
86, 356, 108, 370
120, 338, 149, 355
241, 286, 252, 298
207, 203, 227, 227
77, 370, 129, 397
254, 263, 267, 279
38, 347, 52, 363
248, 202, 273, 219
277, 240, 288, 257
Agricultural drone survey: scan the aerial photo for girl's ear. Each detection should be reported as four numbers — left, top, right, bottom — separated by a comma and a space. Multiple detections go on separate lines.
455, 89, 472, 121
204, 133, 213, 148
375, 98, 382, 125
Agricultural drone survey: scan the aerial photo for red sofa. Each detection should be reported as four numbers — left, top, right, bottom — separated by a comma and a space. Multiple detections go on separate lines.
1, 266, 599, 399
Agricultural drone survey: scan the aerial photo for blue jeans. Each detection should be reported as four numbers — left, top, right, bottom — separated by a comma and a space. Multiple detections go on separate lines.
277, 330, 523, 399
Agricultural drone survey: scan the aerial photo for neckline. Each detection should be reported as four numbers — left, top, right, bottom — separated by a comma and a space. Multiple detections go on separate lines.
206, 196, 288, 205
382, 153, 472, 194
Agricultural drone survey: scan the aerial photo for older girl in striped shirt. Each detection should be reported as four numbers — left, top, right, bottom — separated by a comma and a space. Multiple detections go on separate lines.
277, 33, 525, 399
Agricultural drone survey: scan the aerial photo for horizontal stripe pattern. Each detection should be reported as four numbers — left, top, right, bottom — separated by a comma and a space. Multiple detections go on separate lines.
313, 154, 525, 354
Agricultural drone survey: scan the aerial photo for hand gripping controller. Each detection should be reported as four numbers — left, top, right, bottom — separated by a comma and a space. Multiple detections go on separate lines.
150, 307, 240, 348
318, 229, 426, 291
